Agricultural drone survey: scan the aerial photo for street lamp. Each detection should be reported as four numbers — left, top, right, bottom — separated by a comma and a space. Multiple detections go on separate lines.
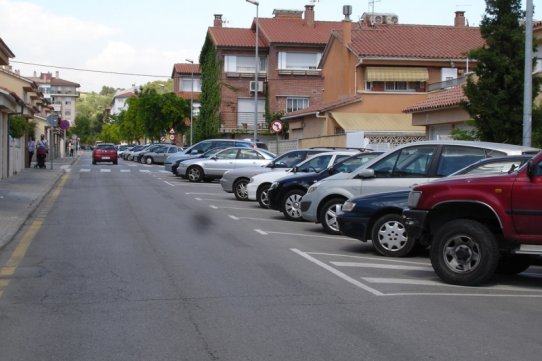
186, 58, 194, 146
246, 0, 259, 142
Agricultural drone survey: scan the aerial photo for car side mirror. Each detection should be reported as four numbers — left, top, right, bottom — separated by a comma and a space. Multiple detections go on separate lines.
355, 168, 375, 179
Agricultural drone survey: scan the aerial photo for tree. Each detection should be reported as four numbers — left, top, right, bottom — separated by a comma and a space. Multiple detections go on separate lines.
197, 34, 221, 142
99, 86, 116, 96
462, 0, 541, 145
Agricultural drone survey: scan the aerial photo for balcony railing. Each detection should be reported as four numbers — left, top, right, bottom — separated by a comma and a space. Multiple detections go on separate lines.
427, 76, 467, 92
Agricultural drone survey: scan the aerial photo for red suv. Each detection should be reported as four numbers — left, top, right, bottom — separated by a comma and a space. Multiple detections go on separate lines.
92, 143, 118, 165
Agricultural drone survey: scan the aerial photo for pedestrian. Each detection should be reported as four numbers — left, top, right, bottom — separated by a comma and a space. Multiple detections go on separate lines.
67, 142, 73, 157
36, 134, 48, 168
27, 136, 35, 167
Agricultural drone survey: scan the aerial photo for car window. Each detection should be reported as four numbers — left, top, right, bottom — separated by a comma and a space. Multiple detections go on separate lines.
436, 146, 487, 176
274, 151, 306, 167
462, 159, 527, 175
333, 153, 380, 173
215, 148, 239, 159
190, 141, 214, 154
97, 144, 115, 150
238, 149, 262, 159
372, 145, 437, 178
297, 155, 333, 172
168, 147, 177, 153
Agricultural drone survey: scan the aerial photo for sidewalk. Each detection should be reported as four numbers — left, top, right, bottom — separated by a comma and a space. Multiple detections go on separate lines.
0, 156, 79, 249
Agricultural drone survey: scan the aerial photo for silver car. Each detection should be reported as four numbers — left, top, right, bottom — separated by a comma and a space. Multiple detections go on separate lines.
177, 147, 276, 182
141, 145, 183, 164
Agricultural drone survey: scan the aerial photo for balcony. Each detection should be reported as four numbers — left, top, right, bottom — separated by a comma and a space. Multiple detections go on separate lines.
427, 76, 467, 92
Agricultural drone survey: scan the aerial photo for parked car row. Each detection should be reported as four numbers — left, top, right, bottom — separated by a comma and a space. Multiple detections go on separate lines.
164, 139, 540, 285
120, 143, 183, 164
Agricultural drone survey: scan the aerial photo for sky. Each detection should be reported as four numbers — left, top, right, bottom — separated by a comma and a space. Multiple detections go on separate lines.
0, 0, 538, 93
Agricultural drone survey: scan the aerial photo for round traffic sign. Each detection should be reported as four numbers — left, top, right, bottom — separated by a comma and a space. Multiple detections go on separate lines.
169, 134, 175, 141
270, 120, 283, 133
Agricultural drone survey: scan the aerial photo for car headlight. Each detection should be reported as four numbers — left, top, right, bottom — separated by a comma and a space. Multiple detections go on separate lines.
407, 191, 422, 209
269, 182, 278, 190
341, 200, 356, 212
307, 185, 318, 193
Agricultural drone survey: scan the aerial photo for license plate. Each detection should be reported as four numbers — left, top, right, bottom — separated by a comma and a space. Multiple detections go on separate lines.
102, 156, 110, 160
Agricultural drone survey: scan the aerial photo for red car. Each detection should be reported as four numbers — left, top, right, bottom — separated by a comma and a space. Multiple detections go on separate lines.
92, 143, 118, 165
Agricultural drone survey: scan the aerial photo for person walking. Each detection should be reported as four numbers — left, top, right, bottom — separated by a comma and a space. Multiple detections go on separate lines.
36, 134, 48, 168
27, 137, 35, 167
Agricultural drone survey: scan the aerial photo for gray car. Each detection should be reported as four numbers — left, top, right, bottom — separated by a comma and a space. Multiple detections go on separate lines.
141, 145, 183, 164
177, 147, 276, 182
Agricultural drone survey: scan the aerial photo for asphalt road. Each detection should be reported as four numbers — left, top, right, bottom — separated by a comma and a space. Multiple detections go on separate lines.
1, 153, 541, 361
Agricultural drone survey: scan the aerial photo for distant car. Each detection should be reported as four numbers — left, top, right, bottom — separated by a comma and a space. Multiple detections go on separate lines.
247, 150, 360, 208
172, 148, 225, 176
117, 145, 134, 158
301, 140, 539, 235
123, 144, 149, 160
141, 144, 183, 164
134, 144, 169, 163
92, 143, 118, 165
219, 148, 345, 201
267, 152, 382, 220
164, 138, 268, 172
176, 147, 276, 182
336, 155, 533, 257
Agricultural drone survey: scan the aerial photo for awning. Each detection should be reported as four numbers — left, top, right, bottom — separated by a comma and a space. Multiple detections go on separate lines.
330, 112, 425, 133
366, 67, 429, 82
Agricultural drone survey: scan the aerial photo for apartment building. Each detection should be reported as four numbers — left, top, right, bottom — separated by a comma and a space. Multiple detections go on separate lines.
171, 62, 201, 116
27, 71, 80, 125
110, 88, 137, 116
206, 5, 341, 133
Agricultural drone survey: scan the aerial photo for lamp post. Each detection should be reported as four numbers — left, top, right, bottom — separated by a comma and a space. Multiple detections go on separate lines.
186, 58, 194, 146
246, 0, 259, 142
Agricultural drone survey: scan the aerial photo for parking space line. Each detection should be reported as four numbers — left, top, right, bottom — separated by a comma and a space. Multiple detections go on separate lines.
331, 261, 433, 272
255, 229, 268, 235
80, 169, 90, 172
254, 230, 345, 240
164, 181, 175, 187
100, 169, 111, 173
120, 169, 131, 173
139, 170, 151, 173
187, 192, 221, 195
228, 215, 293, 222
291, 248, 384, 296
210, 205, 270, 211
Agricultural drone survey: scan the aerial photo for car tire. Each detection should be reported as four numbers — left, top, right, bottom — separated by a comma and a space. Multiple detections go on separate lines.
187, 166, 204, 182
430, 219, 500, 286
257, 183, 271, 208
319, 197, 346, 234
371, 213, 414, 257
281, 189, 305, 221
495, 255, 532, 275
233, 178, 249, 201
145, 157, 153, 165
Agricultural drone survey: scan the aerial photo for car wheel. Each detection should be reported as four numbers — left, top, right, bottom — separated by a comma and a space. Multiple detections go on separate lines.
371, 213, 414, 257
257, 184, 271, 208
495, 255, 532, 275
187, 166, 204, 182
145, 157, 153, 165
233, 178, 249, 201
281, 189, 305, 221
319, 197, 346, 234
430, 219, 499, 286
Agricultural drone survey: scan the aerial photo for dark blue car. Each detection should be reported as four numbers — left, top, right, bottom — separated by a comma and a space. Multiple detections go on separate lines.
336, 155, 532, 257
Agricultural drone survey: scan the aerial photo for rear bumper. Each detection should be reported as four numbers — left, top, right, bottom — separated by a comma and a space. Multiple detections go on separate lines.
403, 209, 429, 241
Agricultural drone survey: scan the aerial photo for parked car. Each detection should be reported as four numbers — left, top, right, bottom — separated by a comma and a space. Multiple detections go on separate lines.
117, 145, 134, 158
267, 152, 383, 220
164, 139, 268, 172
247, 150, 361, 208
141, 144, 183, 164
172, 148, 225, 176
336, 153, 533, 257
219, 148, 354, 201
123, 144, 149, 160
92, 143, 118, 165
403, 151, 542, 286
176, 147, 276, 182
133, 144, 169, 163
301, 140, 539, 235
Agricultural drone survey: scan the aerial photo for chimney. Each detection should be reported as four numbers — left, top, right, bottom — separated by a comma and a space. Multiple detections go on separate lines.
214, 14, 223, 28
454, 11, 465, 27
342, 5, 352, 46
55, 71, 59, 78
304, 5, 315, 27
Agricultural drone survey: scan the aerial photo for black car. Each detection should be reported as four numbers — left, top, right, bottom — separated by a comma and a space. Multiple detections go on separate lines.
336, 155, 532, 258
267, 152, 382, 221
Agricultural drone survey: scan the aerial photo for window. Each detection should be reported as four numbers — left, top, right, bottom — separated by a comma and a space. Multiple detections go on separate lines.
372, 146, 437, 178
238, 149, 262, 159
368, 81, 423, 92
216, 148, 239, 160
224, 56, 267, 73
278, 52, 321, 70
436, 146, 489, 176
180, 77, 201, 92
286, 97, 309, 113
298, 155, 332, 173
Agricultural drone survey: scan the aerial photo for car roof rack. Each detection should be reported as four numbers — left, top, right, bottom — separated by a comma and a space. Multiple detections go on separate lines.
308, 146, 373, 152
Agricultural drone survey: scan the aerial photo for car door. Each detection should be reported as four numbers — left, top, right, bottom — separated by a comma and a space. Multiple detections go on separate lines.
234, 149, 269, 168
511, 158, 542, 239
157, 146, 177, 163
202, 148, 239, 176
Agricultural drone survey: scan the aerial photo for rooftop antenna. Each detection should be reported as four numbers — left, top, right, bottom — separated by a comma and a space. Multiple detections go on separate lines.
369, 0, 381, 16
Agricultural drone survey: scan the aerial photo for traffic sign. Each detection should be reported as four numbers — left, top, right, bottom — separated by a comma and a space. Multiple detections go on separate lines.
47, 115, 59, 127
169, 134, 175, 141
169, 128, 175, 134
270, 120, 284, 134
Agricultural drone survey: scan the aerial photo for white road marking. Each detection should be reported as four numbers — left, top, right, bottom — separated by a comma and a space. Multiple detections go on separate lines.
229, 215, 240, 220
80, 169, 90, 172
255, 229, 268, 235
164, 181, 175, 187
120, 169, 131, 173
139, 170, 150, 173
210, 205, 218, 209
100, 169, 111, 173
209, 205, 270, 211
291, 248, 384, 296
331, 262, 433, 272
158, 170, 170, 173
255, 230, 345, 240
363, 278, 448, 286
186, 192, 221, 195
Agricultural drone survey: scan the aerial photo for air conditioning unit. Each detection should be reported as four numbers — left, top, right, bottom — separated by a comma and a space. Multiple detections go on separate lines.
249, 81, 264, 93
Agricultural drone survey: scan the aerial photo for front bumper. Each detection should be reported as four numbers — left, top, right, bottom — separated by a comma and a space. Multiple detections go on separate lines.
300, 200, 317, 222
403, 209, 429, 242
336, 212, 370, 242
